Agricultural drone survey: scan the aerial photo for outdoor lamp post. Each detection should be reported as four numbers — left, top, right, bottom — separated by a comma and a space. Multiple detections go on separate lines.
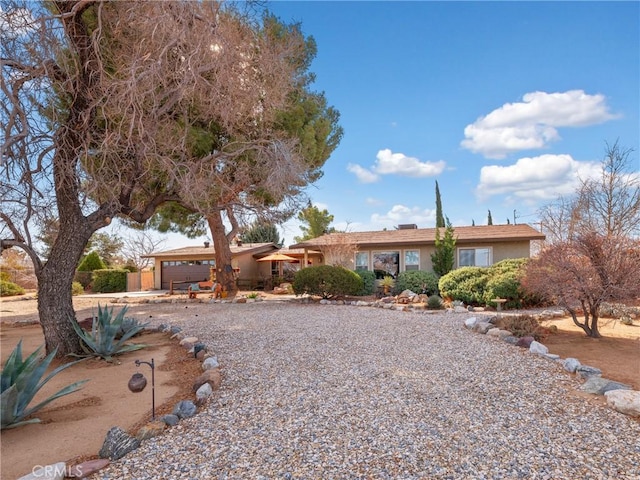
128, 358, 156, 420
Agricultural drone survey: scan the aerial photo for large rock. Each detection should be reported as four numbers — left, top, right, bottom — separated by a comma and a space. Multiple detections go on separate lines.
604, 390, 640, 417
202, 356, 219, 370
515, 336, 534, 348
161, 414, 180, 426
473, 321, 493, 334
579, 376, 632, 395
464, 317, 478, 329
99, 427, 141, 460
576, 365, 602, 379
136, 420, 166, 441
563, 358, 581, 373
193, 368, 222, 391
173, 400, 197, 419
529, 341, 549, 355
196, 382, 213, 401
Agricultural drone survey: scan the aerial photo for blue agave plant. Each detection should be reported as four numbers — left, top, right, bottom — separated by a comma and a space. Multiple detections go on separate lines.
72, 304, 146, 362
1, 340, 88, 430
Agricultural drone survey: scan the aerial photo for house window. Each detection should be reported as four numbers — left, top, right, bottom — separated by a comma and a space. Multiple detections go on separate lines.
459, 247, 491, 267
373, 251, 399, 278
404, 250, 420, 271
355, 252, 369, 271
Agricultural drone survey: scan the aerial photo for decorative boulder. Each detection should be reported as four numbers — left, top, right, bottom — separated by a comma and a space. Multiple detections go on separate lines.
161, 414, 180, 426
515, 336, 535, 348
580, 377, 632, 395
17, 462, 67, 480
67, 459, 110, 478
604, 390, 640, 417
99, 427, 141, 460
563, 358, 581, 373
193, 368, 222, 392
136, 420, 166, 441
464, 317, 477, 329
173, 400, 197, 419
576, 365, 602, 379
202, 356, 219, 370
529, 341, 549, 355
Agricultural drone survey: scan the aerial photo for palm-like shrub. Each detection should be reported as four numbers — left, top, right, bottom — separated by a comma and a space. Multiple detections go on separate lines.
72, 305, 146, 361
1, 341, 88, 430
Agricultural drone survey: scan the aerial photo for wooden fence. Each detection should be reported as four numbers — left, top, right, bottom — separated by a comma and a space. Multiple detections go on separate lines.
126, 271, 154, 292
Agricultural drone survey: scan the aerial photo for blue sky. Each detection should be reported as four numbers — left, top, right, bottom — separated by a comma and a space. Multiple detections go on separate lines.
157, 1, 639, 249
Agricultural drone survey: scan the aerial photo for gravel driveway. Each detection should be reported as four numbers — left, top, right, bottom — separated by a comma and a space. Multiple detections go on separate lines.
95, 303, 640, 479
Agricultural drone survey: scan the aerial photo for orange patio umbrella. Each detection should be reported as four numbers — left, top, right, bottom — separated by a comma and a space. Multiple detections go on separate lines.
257, 252, 298, 277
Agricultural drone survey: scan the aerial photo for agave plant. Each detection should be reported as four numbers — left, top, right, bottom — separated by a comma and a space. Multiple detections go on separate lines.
1, 340, 88, 430
116, 316, 150, 339
72, 304, 146, 362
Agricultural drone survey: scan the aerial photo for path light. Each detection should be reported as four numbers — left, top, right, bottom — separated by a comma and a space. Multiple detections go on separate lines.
129, 358, 155, 420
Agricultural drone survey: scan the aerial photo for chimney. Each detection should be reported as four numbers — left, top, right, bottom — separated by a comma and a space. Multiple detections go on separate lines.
397, 224, 418, 230
204, 241, 210, 248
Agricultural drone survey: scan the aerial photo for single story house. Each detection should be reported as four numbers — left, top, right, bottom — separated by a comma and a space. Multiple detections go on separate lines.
289, 224, 545, 278
143, 242, 322, 290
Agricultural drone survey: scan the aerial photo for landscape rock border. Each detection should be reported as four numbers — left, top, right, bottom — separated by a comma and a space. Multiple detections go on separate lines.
17, 324, 222, 480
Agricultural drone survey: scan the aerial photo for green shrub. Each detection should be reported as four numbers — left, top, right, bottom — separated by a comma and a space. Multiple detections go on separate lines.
77, 251, 106, 272
394, 270, 440, 296
73, 271, 93, 289
427, 295, 444, 309
72, 304, 146, 361
91, 269, 127, 293
483, 270, 523, 308
71, 281, 84, 296
438, 266, 489, 305
292, 265, 363, 299
1, 340, 88, 430
495, 314, 546, 341
355, 270, 376, 296
0, 271, 10, 282
0, 280, 25, 297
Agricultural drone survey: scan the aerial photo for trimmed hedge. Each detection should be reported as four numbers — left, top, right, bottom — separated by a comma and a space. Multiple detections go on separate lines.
438, 266, 489, 305
394, 270, 440, 296
439, 258, 532, 308
92, 269, 127, 293
355, 269, 376, 296
0, 280, 25, 297
74, 271, 93, 289
292, 265, 363, 299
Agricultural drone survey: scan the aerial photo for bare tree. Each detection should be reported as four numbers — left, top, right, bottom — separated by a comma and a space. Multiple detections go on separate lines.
316, 232, 358, 268
577, 140, 640, 238
1, 1, 327, 355
522, 233, 640, 338
538, 141, 639, 243
122, 230, 165, 271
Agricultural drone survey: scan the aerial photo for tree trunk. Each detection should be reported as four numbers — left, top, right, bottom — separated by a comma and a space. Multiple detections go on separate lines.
37, 214, 95, 357
207, 212, 238, 298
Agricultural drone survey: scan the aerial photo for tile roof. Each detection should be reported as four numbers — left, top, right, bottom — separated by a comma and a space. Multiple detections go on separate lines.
289, 224, 545, 249
142, 243, 277, 259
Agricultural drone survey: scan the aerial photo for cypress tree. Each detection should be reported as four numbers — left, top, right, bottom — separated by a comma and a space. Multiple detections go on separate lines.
487, 210, 493, 225
435, 181, 445, 228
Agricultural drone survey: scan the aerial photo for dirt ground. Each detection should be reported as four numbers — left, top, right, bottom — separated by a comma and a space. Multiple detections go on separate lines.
1, 294, 638, 479
0, 295, 204, 480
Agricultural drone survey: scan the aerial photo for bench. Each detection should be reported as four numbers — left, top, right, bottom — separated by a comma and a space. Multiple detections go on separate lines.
188, 281, 222, 299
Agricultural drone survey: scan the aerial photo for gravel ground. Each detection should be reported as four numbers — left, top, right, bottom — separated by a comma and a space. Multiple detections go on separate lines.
94, 303, 640, 480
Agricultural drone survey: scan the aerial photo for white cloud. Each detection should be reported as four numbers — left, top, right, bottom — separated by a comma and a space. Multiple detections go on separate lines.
365, 197, 384, 206
476, 154, 601, 202
461, 90, 618, 159
370, 204, 436, 228
347, 163, 379, 183
348, 149, 446, 182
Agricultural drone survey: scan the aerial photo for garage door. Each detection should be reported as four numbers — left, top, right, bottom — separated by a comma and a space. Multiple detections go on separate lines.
161, 260, 214, 290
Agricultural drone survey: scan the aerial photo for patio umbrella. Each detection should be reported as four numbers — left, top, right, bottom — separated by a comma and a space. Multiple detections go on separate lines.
257, 252, 297, 277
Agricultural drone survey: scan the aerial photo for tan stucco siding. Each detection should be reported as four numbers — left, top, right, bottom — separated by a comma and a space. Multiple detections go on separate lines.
354, 240, 532, 274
